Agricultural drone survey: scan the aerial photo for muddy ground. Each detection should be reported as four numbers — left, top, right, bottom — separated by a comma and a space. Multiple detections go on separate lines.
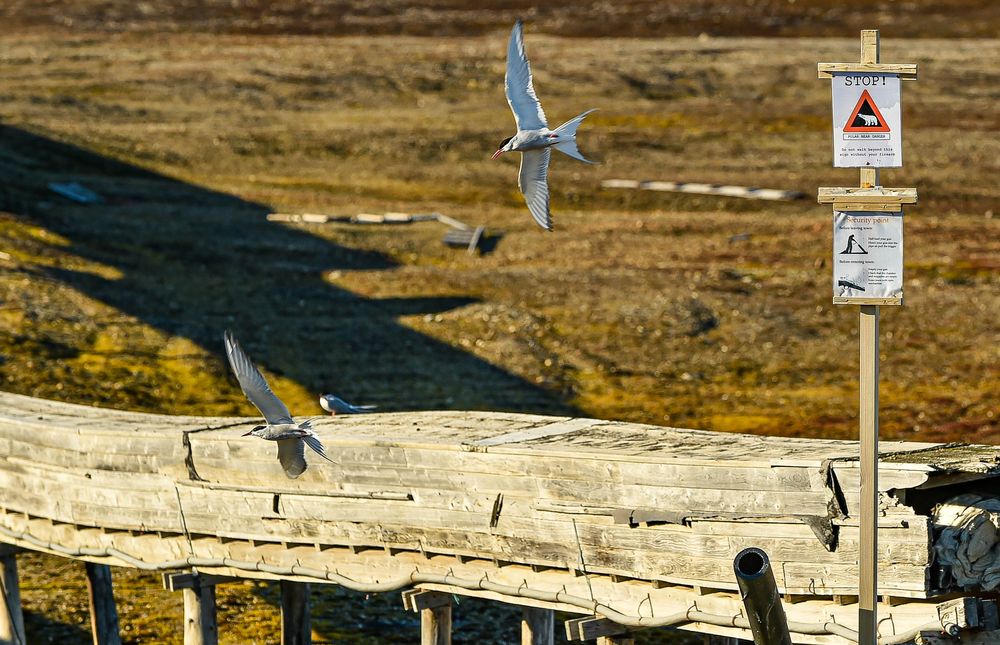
0, 8, 997, 644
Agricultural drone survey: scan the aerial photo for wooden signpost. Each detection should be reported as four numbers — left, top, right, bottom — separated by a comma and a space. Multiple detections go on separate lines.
818, 31, 917, 645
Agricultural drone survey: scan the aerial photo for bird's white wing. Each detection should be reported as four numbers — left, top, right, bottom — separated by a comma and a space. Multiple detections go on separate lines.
518, 148, 552, 230
505, 20, 547, 131
276, 438, 307, 479
224, 330, 293, 425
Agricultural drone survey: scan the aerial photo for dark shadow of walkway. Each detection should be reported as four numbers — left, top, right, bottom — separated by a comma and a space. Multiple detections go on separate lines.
0, 125, 576, 415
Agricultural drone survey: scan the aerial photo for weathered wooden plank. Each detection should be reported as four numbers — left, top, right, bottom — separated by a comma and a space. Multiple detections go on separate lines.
468, 418, 601, 447
0, 439, 169, 473
184, 413, 952, 466
781, 561, 930, 594
190, 438, 938, 500
190, 455, 834, 516
565, 616, 629, 641
402, 590, 452, 612
0, 468, 180, 529
817, 62, 918, 79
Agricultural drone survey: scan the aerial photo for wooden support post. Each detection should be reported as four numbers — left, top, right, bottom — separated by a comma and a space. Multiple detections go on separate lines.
279, 581, 311, 645
857, 30, 881, 645
859, 29, 881, 190
521, 607, 554, 645
420, 602, 452, 645
0, 546, 25, 645
400, 590, 452, 645
163, 572, 220, 645
854, 29, 883, 645
84, 563, 122, 645
183, 583, 218, 645
859, 303, 880, 645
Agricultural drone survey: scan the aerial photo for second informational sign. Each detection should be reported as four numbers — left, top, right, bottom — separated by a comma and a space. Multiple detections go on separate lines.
831, 73, 902, 167
833, 210, 903, 302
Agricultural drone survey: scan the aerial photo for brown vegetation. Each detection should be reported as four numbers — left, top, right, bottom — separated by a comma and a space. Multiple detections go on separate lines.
3, 0, 1000, 37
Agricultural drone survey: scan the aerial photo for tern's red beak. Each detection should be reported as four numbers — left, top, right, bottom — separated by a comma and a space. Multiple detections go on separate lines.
242, 429, 254, 436
491, 149, 504, 160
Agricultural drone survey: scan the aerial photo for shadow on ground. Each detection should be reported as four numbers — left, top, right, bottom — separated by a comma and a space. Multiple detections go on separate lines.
0, 124, 576, 415
21, 609, 93, 644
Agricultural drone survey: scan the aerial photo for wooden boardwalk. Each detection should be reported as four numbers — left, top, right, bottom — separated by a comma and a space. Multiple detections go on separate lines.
0, 391, 998, 643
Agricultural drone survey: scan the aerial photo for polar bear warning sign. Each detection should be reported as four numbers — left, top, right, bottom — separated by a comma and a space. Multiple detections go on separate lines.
830, 72, 902, 167
843, 89, 890, 134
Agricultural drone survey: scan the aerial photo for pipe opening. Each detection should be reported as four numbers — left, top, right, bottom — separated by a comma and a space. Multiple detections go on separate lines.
735, 548, 767, 578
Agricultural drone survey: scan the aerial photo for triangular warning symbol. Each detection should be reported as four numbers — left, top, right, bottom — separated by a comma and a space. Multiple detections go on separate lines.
844, 89, 890, 132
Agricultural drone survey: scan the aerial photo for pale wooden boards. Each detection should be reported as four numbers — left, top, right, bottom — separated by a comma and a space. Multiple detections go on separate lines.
1, 391, 999, 600
0, 512, 994, 645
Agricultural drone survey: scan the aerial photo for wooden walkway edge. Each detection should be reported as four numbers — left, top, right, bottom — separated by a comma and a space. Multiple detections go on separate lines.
0, 392, 998, 643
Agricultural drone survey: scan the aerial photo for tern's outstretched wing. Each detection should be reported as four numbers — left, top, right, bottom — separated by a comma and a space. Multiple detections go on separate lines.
303, 432, 335, 463
505, 20, 547, 131
223, 330, 293, 425
276, 438, 307, 479
518, 148, 552, 231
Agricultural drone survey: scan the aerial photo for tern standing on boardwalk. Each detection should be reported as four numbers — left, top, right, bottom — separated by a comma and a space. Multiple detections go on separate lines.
492, 20, 598, 231
319, 393, 376, 415
223, 330, 334, 478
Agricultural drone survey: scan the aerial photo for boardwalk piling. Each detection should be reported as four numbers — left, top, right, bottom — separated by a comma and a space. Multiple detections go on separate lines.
184, 582, 218, 645
163, 572, 222, 645
0, 545, 25, 645
597, 636, 635, 645
84, 562, 122, 645
280, 581, 311, 645
401, 589, 453, 644
521, 607, 554, 645
421, 600, 452, 645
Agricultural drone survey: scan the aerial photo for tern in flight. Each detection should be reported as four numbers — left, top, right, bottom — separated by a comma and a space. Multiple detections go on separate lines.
224, 330, 333, 478
492, 20, 597, 231
319, 394, 376, 415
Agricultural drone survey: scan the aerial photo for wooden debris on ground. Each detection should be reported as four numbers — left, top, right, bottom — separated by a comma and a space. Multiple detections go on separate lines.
266, 211, 501, 254
602, 179, 806, 202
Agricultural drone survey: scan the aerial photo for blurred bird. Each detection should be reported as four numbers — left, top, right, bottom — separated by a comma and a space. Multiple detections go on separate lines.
492, 19, 597, 231
223, 330, 333, 478
319, 394, 376, 415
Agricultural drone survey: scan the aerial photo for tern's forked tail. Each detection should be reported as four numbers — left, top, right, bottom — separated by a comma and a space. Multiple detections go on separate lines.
552, 108, 598, 164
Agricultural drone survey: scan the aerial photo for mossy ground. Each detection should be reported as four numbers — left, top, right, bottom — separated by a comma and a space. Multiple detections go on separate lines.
0, 17, 997, 645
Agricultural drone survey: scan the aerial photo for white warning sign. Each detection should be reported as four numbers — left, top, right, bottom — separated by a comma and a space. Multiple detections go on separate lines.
833, 210, 903, 302
831, 73, 902, 168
